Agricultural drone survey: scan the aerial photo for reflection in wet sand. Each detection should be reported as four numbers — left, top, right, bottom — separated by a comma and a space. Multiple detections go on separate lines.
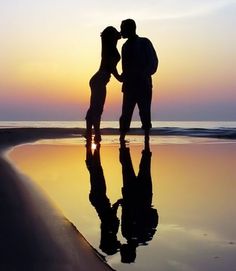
85, 141, 158, 264
86, 144, 121, 255
8, 137, 236, 271
119, 144, 158, 263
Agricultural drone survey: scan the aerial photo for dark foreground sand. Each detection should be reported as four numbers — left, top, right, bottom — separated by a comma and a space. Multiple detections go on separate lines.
0, 128, 114, 271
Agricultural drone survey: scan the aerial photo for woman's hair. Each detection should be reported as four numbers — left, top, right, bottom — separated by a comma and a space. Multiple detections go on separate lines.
101, 26, 120, 43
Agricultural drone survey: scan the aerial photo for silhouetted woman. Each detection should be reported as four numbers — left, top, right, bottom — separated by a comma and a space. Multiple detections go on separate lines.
85, 26, 121, 143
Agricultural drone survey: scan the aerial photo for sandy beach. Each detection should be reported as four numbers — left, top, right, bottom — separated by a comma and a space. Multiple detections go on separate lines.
1, 127, 236, 271
0, 128, 114, 271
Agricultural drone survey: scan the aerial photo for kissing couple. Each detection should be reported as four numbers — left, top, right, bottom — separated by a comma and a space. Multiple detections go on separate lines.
85, 18, 158, 145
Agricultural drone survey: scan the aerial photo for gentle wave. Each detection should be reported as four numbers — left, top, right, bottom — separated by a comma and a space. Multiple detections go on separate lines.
151, 127, 236, 139
98, 127, 236, 139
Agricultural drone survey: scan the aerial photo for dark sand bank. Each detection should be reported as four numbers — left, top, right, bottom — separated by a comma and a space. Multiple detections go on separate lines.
0, 130, 115, 271
1, 126, 236, 150
0, 128, 83, 150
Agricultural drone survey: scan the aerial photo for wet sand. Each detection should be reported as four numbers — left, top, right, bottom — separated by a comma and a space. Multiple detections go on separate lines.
1, 128, 236, 271
0, 129, 114, 271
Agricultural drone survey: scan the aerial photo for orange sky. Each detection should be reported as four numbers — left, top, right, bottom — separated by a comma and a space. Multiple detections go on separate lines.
0, 0, 235, 120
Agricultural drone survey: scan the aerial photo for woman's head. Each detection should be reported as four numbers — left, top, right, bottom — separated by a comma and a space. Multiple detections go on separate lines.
101, 26, 121, 43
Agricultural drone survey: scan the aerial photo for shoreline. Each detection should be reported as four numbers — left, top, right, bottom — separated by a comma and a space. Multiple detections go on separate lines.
0, 126, 236, 150
0, 127, 83, 151
0, 129, 115, 270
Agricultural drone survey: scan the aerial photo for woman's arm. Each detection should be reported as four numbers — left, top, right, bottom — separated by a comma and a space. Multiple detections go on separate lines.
112, 67, 123, 82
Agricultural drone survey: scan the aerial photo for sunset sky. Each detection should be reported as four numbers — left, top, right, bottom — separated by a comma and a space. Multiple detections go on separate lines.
0, 0, 235, 121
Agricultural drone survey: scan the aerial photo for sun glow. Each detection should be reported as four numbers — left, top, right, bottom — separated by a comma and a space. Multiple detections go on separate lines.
0, 0, 235, 120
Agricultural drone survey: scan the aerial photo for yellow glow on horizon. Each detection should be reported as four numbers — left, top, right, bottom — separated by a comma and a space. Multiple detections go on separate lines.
1, 0, 235, 120
1, 14, 231, 108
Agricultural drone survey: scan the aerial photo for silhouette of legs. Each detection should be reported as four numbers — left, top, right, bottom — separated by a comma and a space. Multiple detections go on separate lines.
119, 93, 136, 142
85, 71, 109, 143
119, 89, 152, 142
94, 122, 102, 144
85, 119, 93, 143
137, 90, 152, 132
85, 118, 102, 144
144, 133, 150, 151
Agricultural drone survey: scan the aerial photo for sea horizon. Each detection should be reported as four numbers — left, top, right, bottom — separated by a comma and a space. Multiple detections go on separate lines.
1, 120, 236, 129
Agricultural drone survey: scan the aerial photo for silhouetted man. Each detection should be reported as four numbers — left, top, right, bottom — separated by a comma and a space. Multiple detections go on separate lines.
119, 143, 158, 263
119, 19, 158, 142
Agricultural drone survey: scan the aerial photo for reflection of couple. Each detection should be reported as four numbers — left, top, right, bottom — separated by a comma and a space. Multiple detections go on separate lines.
85, 19, 158, 144
85, 143, 158, 263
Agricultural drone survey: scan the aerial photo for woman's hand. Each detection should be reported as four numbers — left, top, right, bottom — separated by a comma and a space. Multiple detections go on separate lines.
116, 74, 123, 82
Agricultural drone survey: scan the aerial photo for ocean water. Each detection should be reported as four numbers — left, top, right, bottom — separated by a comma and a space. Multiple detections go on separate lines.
0, 120, 236, 129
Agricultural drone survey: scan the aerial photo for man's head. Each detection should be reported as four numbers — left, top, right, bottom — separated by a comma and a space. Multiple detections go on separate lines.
120, 19, 136, 39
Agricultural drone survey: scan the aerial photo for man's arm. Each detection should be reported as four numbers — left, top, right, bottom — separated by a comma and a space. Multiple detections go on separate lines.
144, 38, 158, 75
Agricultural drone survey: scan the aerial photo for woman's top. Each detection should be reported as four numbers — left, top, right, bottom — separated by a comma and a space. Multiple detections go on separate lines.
99, 47, 120, 75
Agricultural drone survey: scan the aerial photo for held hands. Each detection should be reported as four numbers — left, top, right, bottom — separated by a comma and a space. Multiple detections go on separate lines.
112, 69, 123, 82
116, 73, 123, 82
113, 73, 123, 82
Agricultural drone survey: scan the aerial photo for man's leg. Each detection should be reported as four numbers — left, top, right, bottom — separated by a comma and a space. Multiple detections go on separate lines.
137, 90, 152, 138
94, 119, 102, 143
119, 93, 136, 142
85, 109, 93, 142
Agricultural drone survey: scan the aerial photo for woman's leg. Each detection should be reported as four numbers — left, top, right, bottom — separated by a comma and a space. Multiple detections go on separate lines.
87, 71, 108, 143
94, 121, 102, 143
